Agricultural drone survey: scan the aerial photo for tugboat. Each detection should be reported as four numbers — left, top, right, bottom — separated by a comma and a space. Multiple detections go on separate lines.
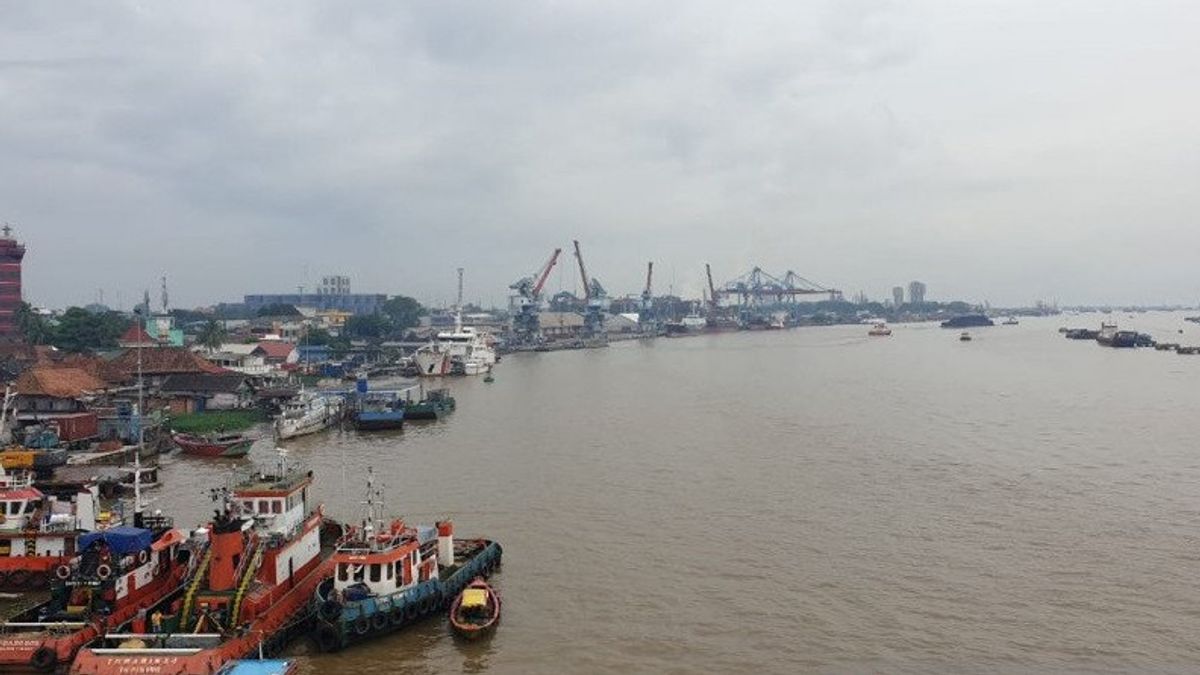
274, 391, 342, 441
0, 466, 107, 592
402, 388, 455, 421
867, 322, 892, 336
71, 452, 337, 675
309, 469, 502, 653
448, 578, 501, 640
0, 464, 198, 674
173, 432, 255, 458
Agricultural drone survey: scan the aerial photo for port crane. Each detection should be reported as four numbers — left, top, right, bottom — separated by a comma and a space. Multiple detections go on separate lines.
509, 247, 562, 345
639, 262, 658, 335
708, 265, 842, 327
572, 240, 607, 343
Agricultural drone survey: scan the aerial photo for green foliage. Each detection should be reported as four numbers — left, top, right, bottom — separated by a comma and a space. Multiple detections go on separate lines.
256, 303, 302, 317
52, 307, 131, 352
168, 409, 265, 434
343, 314, 390, 340
196, 319, 227, 351
15, 302, 52, 345
304, 327, 333, 346
382, 296, 425, 330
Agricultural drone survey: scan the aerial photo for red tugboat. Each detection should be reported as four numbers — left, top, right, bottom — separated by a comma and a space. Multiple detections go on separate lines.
0, 466, 108, 592
71, 453, 336, 675
0, 489, 198, 674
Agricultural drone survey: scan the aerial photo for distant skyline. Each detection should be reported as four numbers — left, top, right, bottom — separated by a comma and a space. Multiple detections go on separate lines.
3, 1, 1199, 309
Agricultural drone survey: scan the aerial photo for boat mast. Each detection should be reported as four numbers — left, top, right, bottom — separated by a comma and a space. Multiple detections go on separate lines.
134, 299, 145, 528
455, 267, 464, 333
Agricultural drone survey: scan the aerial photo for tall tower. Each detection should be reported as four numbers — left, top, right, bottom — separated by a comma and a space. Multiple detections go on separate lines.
892, 286, 904, 307
0, 225, 26, 342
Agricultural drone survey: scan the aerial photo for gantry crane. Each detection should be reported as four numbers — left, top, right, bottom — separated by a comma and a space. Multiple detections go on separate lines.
509, 247, 562, 346
573, 240, 607, 343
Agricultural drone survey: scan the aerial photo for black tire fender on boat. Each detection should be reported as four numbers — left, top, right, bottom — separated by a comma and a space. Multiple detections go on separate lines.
55, 564, 72, 580
371, 611, 388, 631
314, 622, 341, 653
9, 570, 30, 587
30, 646, 56, 672
353, 616, 370, 635
96, 564, 112, 580
318, 599, 342, 622
389, 605, 406, 625
404, 602, 419, 621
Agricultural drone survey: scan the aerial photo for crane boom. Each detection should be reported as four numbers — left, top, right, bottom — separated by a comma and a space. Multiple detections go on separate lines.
706, 263, 718, 308
573, 240, 591, 301
644, 262, 653, 296
531, 248, 562, 299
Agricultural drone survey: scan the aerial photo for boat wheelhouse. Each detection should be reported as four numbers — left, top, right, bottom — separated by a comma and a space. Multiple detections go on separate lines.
275, 391, 342, 440
0, 466, 104, 592
71, 454, 335, 675
309, 469, 501, 653
413, 323, 497, 377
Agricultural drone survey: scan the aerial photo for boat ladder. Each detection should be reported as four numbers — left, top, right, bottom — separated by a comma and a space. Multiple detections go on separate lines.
229, 542, 264, 625
179, 548, 212, 632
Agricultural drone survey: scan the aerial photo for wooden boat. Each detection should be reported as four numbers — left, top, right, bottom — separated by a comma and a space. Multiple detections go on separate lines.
71, 454, 336, 675
449, 578, 500, 640
173, 432, 254, 458
309, 470, 502, 653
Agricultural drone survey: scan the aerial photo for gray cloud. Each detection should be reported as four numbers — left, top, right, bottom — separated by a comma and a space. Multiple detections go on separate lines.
2, 0, 1198, 309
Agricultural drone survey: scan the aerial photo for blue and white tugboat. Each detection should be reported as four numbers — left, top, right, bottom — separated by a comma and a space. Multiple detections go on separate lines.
309, 469, 502, 652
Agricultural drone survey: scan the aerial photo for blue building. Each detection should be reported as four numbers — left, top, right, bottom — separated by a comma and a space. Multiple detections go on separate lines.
244, 293, 387, 315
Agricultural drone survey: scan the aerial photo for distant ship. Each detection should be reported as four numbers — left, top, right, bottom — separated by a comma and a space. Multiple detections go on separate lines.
868, 322, 892, 336
413, 322, 497, 377
664, 313, 706, 337
275, 391, 342, 440
940, 314, 995, 328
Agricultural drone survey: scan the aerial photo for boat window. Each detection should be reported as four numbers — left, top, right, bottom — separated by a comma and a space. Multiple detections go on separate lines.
394, 560, 402, 584
352, 565, 365, 582
242, 501, 254, 513
337, 563, 349, 581
258, 500, 269, 514
370, 564, 381, 582
24, 501, 35, 514
8, 502, 19, 516
271, 500, 282, 514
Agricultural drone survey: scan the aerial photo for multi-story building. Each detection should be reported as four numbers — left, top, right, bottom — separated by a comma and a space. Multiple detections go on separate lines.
908, 281, 927, 305
892, 286, 904, 307
0, 225, 25, 342
319, 275, 351, 296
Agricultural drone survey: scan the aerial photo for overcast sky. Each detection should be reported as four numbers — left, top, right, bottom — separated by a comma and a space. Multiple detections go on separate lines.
2, 1, 1198, 309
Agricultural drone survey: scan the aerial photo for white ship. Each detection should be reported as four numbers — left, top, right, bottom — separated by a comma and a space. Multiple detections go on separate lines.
274, 391, 343, 440
413, 322, 497, 377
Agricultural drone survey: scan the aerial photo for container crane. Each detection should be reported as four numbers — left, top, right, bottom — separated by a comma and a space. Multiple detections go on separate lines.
572, 240, 607, 344
509, 247, 562, 346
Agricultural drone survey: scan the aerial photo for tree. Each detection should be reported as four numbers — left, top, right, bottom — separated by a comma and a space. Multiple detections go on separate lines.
15, 302, 52, 345
196, 319, 227, 352
343, 314, 390, 341
303, 327, 333, 346
381, 296, 425, 330
256, 303, 303, 317
52, 307, 131, 353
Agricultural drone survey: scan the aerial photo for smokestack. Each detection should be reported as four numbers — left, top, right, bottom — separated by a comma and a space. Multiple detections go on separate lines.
436, 520, 454, 567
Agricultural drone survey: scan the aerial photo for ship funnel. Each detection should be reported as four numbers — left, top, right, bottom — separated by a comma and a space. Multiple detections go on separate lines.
209, 518, 248, 592
437, 520, 454, 567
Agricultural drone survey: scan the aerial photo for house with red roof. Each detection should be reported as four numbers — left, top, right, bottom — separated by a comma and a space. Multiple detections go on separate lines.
108, 346, 227, 389
254, 341, 299, 368
117, 324, 160, 349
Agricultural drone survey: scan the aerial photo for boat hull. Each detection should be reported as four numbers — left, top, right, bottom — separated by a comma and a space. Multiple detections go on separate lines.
351, 413, 405, 431
173, 434, 253, 458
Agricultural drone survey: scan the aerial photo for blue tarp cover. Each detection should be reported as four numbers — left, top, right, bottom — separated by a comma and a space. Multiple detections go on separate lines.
218, 661, 294, 675
78, 526, 152, 556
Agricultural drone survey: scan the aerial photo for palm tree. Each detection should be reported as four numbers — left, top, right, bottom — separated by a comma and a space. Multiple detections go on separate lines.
197, 319, 227, 352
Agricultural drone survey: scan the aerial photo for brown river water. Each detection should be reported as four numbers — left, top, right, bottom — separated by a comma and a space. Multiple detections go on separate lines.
18, 312, 1200, 673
